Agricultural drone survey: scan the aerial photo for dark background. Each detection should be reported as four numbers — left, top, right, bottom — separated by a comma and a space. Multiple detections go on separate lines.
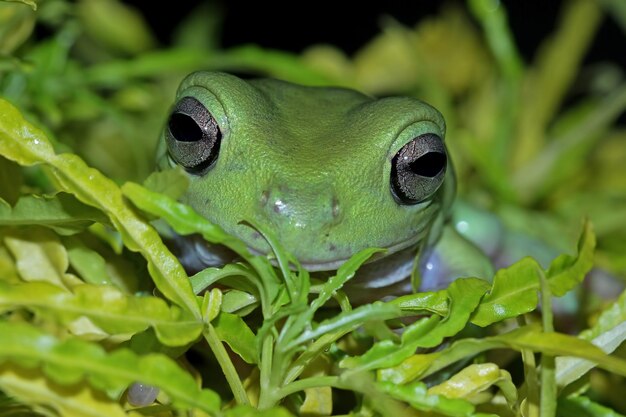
127, 0, 625, 68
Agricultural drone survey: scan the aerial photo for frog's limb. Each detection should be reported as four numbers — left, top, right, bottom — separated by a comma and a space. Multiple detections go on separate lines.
415, 225, 495, 292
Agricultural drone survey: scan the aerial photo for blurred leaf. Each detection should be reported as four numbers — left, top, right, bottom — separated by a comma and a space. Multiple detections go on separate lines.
0, 321, 220, 412
173, 2, 223, 51
76, 0, 155, 56
353, 24, 421, 94
513, 0, 602, 169
558, 395, 626, 417
219, 45, 341, 86
602, 0, 626, 31
414, 5, 490, 95
513, 84, 626, 201
0, 2, 36, 54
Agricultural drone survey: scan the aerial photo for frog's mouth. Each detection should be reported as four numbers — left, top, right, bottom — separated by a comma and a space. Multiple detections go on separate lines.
244, 232, 423, 272
169, 231, 422, 278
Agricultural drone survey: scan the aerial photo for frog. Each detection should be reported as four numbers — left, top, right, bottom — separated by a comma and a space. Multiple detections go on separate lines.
156, 71, 495, 302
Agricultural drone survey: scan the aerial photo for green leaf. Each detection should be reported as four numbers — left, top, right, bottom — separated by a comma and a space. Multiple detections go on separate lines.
390, 288, 449, 316
284, 302, 401, 352
341, 278, 489, 372
377, 380, 476, 416
0, 156, 23, 205
0, 321, 220, 413
2, 0, 36, 10
142, 168, 190, 201
556, 321, 626, 389
221, 289, 259, 316
428, 363, 517, 410
408, 278, 489, 348
3, 227, 72, 289
122, 181, 282, 316
557, 395, 626, 417
546, 219, 595, 296
0, 281, 203, 346
0, 193, 109, 235
121, 181, 241, 251
225, 404, 296, 417
339, 316, 440, 372
311, 247, 382, 312
0, 98, 200, 316
0, 364, 128, 417
278, 247, 381, 349
471, 257, 541, 327
213, 311, 258, 364
241, 218, 306, 305
379, 325, 626, 385
580, 285, 626, 342
65, 237, 113, 286
190, 263, 260, 295
201, 287, 222, 323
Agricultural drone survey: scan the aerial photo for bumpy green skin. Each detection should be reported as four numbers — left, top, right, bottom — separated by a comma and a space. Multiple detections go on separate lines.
157, 72, 456, 272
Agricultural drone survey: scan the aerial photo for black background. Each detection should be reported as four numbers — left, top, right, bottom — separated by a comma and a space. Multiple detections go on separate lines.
127, 0, 625, 68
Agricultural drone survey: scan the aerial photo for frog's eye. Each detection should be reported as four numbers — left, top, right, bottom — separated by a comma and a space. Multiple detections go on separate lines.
390, 133, 447, 205
166, 96, 221, 174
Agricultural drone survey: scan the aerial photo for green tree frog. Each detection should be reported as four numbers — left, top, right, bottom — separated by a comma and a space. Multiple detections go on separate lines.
156, 71, 494, 301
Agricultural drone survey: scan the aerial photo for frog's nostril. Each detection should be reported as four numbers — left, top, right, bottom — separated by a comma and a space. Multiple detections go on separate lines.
259, 190, 270, 206
273, 198, 288, 214
332, 196, 340, 219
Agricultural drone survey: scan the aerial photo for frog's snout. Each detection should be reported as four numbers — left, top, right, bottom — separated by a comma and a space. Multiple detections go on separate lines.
259, 182, 342, 231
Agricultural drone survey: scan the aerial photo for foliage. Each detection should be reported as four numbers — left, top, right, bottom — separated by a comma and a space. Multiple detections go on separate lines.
0, 0, 625, 416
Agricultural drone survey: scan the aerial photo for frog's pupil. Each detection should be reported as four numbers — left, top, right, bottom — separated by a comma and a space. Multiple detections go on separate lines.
409, 152, 446, 178
169, 113, 202, 142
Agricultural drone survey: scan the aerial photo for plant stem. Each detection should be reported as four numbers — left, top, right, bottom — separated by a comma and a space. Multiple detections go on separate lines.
278, 376, 340, 398
258, 334, 275, 409
539, 269, 556, 417
517, 316, 539, 417
203, 324, 249, 406
283, 328, 353, 386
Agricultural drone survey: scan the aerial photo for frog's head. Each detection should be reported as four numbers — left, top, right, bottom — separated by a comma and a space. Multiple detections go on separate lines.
157, 71, 454, 271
